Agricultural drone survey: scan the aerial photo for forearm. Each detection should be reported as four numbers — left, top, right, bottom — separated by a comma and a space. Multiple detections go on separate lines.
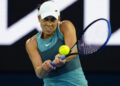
35, 66, 48, 79
65, 47, 78, 62
65, 55, 76, 62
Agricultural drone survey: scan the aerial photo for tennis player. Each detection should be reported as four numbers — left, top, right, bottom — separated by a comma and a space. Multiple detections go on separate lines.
25, 0, 88, 86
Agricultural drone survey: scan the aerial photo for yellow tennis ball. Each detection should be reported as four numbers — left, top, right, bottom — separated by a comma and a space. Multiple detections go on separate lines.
59, 45, 70, 55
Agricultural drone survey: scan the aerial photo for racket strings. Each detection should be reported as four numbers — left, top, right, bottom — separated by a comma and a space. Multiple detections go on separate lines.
78, 40, 102, 55
77, 19, 110, 55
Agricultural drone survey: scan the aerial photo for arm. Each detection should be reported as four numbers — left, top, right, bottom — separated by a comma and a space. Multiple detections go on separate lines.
60, 20, 78, 62
25, 35, 54, 79
52, 20, 78, 67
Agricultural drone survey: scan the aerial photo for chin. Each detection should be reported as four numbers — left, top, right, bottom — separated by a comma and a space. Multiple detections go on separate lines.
46, 32, 54, 36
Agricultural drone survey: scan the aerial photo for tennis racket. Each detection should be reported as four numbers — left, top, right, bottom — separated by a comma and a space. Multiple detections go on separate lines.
51, 18, 111, 66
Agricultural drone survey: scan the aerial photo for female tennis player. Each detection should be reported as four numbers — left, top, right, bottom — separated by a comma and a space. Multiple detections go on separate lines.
25, 0, 88, 86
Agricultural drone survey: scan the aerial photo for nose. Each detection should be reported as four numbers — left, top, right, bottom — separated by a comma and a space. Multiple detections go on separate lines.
46, 27, 51, 30
46, 23, 52, 27
48, 24, 52, 26
46, 21, 53, 26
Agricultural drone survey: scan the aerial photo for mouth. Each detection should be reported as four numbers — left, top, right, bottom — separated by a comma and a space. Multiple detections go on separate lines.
46, 27, 53, 31
46, 28, 52, 33
46, 30, 51, 33
46, 27, 51, 30
43, 26, 54, 34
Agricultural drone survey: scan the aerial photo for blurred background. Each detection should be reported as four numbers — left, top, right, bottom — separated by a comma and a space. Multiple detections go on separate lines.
0, 0, 120, 86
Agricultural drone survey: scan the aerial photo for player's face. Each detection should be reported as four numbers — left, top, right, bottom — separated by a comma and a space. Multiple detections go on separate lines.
39, 16, 59, 38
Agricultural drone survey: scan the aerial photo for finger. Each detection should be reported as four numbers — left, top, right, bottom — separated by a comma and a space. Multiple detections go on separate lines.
53, 67, 56, 70
43, 60, 52, 71
60, 59, 66, 64
54, 57, 60, 64
55, 54, 61, 59
47, 61, 54, 69
42, 62, 49, 71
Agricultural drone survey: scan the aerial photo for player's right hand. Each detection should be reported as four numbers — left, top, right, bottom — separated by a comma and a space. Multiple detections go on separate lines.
42, 60, 56, 72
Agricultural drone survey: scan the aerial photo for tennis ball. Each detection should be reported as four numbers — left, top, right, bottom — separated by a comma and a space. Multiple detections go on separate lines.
59, 45, 70, 55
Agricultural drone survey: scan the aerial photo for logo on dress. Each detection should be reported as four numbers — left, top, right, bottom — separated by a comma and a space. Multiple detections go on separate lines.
45, 43, 51, 46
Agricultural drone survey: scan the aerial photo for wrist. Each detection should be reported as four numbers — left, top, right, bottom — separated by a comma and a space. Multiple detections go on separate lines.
36, 66, 48, 79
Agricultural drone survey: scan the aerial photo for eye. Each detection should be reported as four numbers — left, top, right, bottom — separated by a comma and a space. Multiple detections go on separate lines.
51, 17, 56, 22
43, 16, 56, 22
44, 17, 49, 21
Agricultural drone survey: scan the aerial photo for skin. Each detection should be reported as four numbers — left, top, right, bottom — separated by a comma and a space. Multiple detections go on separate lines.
25, 15, 78, 79
38, 16, 59, 39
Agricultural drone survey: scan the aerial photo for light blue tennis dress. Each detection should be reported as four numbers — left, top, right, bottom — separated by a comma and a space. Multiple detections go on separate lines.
36, 23, 88, 86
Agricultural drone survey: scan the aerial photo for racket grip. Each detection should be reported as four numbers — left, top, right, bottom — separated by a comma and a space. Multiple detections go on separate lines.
60, 55, 66, 60
51, 55, 66, 67
51, 62, 56, 67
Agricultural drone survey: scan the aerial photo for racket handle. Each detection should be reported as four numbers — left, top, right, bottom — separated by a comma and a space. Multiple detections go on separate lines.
60, 55, 66, 60
51, 55, 66, 67
51, 62, 56, 67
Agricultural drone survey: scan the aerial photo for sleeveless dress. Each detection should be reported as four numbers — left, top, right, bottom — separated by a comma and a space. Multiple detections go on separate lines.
36, 23, 88, 86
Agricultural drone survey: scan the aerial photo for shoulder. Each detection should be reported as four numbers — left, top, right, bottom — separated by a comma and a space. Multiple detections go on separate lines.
25, 34, 37, 49
59, 20, 76, 34
60, 20, 74, 28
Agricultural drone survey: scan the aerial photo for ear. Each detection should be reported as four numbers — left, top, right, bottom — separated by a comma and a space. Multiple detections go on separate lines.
38, 16, 41, 22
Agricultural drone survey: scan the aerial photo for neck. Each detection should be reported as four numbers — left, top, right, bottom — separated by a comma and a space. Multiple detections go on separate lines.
41, 32, 54, 39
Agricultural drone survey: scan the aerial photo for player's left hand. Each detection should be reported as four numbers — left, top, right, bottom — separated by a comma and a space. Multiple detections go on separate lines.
53, 54, 66, 67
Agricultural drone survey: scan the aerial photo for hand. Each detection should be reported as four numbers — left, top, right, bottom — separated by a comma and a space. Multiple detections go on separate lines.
53, 54, 66, 67
42, 60, 56, 72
